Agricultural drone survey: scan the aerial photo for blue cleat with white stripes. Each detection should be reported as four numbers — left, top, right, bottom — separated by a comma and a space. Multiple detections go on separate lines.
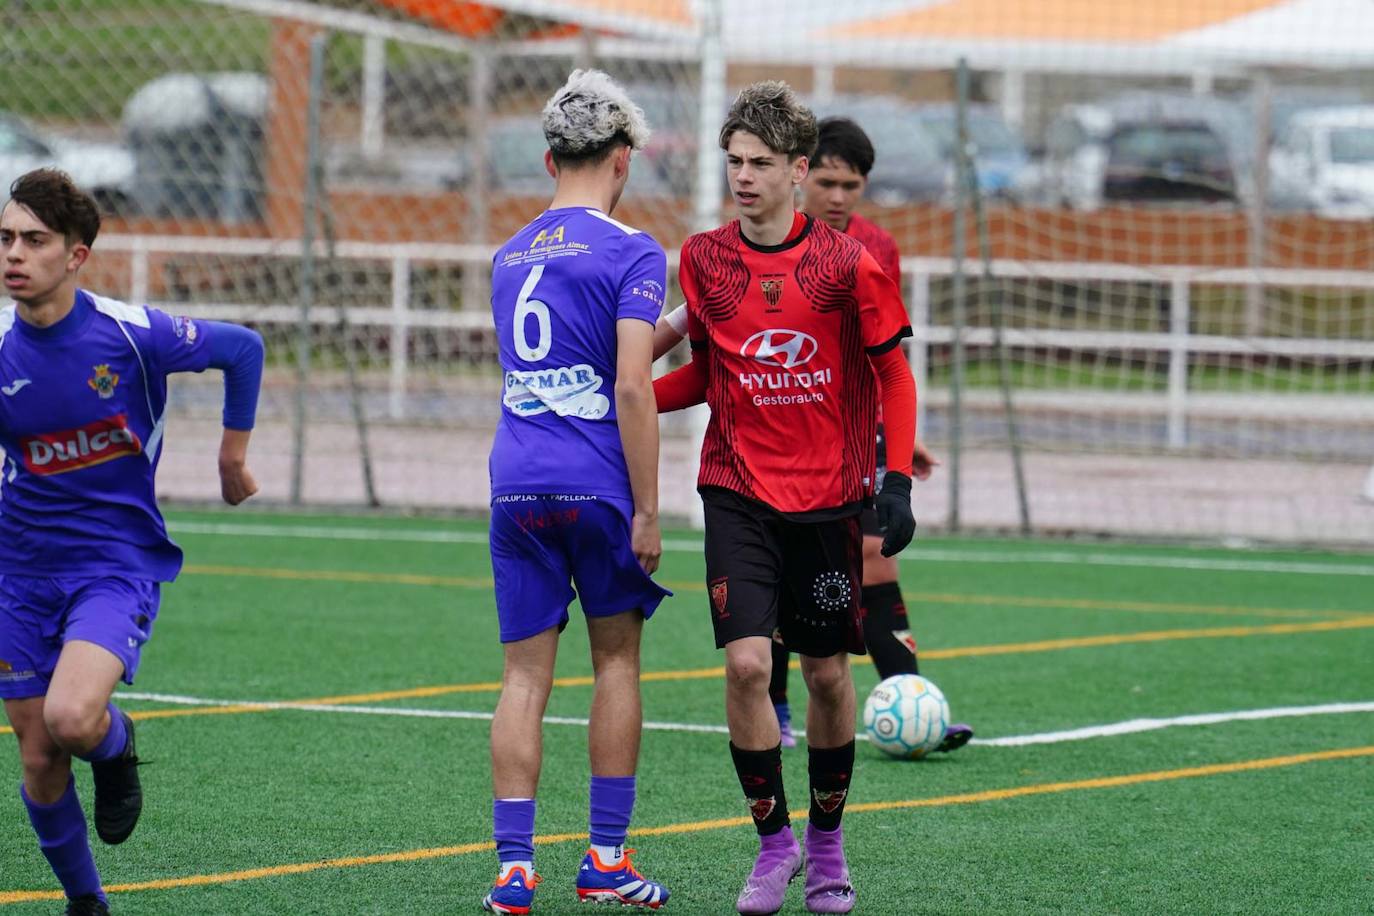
576, 848, 669, 909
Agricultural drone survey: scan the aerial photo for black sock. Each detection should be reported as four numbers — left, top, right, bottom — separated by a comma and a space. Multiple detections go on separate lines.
730, 742, 790, 836
862, 582, 918, 678
768, 641, 790, 705
808, 741, 855, 832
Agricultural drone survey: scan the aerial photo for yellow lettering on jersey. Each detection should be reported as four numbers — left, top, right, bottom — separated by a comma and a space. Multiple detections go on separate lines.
530, 226, 565, 248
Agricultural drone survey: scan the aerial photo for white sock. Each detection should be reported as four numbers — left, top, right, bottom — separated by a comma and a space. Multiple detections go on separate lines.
591, 843, 624, 866
498, 860, 533, 881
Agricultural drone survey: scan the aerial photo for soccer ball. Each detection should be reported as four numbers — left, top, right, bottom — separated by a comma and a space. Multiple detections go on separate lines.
862, 674, 950, 759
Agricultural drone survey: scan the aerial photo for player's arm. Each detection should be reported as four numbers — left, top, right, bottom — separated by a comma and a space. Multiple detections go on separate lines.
858, 251, 917, 556
205, 322, 265, 505
652, 303, 689, 361
652, 251, 708, 411
616, 317, 662, 574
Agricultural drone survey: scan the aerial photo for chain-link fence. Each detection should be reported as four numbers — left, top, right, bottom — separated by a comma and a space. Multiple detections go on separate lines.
7, 0, 1374, 542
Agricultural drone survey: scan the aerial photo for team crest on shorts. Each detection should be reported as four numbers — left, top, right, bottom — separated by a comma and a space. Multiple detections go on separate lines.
87, 364, 120, 399
710, 577, 729, 618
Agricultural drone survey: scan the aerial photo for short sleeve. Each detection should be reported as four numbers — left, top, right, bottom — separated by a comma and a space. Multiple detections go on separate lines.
857, 250, 912, 355
616, 234, 668, 326
145, 307, 214, 375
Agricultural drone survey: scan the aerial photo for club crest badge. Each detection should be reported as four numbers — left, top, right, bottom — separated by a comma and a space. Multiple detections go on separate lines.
760, 275, 785, 308
710, 577, 729, 618
87, 364, 120, 399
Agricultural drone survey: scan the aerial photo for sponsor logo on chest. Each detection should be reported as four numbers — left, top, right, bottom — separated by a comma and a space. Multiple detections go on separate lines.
736, 328, 833, 406
20, 414, 143, 475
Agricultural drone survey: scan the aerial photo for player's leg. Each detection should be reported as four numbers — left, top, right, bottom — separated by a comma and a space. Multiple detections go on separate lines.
859, 537, 973, 753
485, 496, 577, 914
769, 639, 796, 748
781, 518, 862, 915
701, 490, 802, 916
569, 497, 671, 907
53, 577, 160, 847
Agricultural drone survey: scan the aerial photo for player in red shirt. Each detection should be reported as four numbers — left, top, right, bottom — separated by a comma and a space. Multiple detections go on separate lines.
653, 117, 973, 756
653, 82, 916, 916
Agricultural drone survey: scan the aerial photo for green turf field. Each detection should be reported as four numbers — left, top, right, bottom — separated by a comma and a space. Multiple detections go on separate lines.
2, 510, 1372, 914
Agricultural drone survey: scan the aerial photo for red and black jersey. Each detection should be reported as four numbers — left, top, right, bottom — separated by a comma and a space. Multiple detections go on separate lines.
679, 214, 912, 517
843, 213, 901, 286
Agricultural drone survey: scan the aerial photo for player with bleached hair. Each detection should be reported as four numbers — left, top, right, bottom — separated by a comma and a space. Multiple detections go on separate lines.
654, 82, 919, 914
482, 70, 671, 913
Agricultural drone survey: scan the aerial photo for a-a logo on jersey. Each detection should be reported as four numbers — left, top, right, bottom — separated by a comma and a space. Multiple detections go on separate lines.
503, 364, 609, 419
20, 414, 143, 475
0, 659, 10, 673
740, 329, 817, 369
87, 364, 120, 399
529, 226, 565, 248
760, 274, 786, 310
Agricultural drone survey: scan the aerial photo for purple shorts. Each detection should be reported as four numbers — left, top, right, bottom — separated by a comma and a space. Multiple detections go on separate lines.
0, 575, 160, 699
489, 495, 671, 643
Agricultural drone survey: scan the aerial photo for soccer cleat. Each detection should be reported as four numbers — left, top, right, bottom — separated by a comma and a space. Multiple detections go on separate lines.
64, 895, 109, 915
935, 723, 974, 753
802, 824, 854, 914
575, 848, 668, 908
483, 866, 541, 914
774, 703, 797, 749
736, 829, 803, 915
91, 710, 142, 845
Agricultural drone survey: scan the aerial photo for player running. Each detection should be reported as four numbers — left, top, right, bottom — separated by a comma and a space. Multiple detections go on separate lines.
653, 83, 918, 915
0, 169, 264, 915
483, 70, 671, 914
653, 116, 973, 755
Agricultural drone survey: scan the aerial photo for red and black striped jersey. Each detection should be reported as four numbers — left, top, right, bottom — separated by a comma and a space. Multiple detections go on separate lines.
680, 214, 912, 517
843, 212, 901, 286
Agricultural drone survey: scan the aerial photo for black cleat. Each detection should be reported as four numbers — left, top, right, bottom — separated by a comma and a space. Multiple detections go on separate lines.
65, 894, 109, 915
935, 723, 974, 753
91, 710, 142, 845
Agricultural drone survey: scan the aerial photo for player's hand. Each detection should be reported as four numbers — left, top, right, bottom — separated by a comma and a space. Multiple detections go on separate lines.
912, 439, 941, 481
631, 510, 662, 575
219, 460, 259, 505
875, 471, 915, 557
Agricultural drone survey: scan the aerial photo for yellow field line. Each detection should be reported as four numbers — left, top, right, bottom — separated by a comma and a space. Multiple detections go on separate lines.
3, 744, 1370, 905
182, 564, 1364, 621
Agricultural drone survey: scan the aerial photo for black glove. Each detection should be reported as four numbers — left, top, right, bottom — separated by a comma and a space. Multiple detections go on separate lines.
875, 471, 915, 557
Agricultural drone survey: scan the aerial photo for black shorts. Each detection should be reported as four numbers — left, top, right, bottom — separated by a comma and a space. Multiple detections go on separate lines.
701, 487, 864, 658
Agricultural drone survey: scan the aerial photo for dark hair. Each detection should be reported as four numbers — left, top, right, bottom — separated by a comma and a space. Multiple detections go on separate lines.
7, 169, 101, 247
814, 117, 875, 177
549, 131, 633, 169
719, 81, 817, 160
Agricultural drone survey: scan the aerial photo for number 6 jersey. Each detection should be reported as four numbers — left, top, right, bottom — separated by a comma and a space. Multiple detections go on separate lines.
488, 207, 667, 499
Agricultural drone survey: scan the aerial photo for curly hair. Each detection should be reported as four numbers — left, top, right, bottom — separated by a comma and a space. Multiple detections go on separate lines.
718, 81, 817, 160
542, 69, 651, 166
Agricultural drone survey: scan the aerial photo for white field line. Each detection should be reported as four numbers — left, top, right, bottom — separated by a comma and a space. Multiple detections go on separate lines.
167, 521, 1374, 578
117, 691, 1374, 747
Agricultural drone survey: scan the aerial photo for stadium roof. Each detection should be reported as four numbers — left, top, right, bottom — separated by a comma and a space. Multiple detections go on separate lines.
203, 0, 1374, 73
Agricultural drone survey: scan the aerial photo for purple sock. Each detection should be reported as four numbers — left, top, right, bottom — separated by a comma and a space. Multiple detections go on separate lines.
493, 798, 536, 863
22, 776, 106, 903
77, 704, 127, 763
589, 775, 636, 848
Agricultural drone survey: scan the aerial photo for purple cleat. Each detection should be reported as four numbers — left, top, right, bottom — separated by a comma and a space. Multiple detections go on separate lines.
736, 828, 804, 915
775, 702, 797, 749
803, 823, 854, 914
936, 723, 975, 753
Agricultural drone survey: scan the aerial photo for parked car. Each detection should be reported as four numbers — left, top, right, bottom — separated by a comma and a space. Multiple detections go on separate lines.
907, 103, 1031, 198
808, 95, 949, 204
0, 111, 136, 215
1269, 106, 1374, 218
1101, 120, 1238, 206
1025, 92, 1250, 210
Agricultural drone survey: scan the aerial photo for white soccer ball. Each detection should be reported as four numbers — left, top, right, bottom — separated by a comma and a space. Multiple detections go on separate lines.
862, 674, 950, 759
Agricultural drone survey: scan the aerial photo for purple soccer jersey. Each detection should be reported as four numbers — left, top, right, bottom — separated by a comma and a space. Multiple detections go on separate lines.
489, 207, 667, 499
0, 290, 214, 582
